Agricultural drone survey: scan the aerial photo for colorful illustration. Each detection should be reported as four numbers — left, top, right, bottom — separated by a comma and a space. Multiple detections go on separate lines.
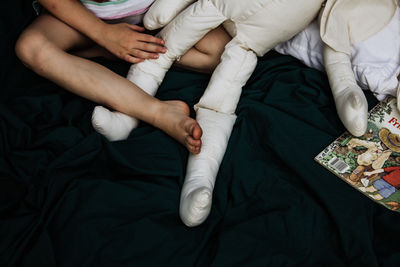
315, 97, 400, 211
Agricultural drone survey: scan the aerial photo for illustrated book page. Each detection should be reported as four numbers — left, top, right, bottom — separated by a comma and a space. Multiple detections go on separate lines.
315, 97, 400, 211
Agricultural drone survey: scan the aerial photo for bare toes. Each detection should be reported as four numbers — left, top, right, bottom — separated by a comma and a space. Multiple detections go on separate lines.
185, 121, 202, 140
187, 144, 201, 154
185, 135, 201, 147
192, 123, 202, 140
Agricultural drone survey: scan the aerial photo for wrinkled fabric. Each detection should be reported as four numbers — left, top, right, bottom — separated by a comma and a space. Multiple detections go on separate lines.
81, 0, 154, 20
275, 6, 400, 100
2, 1, 400, 267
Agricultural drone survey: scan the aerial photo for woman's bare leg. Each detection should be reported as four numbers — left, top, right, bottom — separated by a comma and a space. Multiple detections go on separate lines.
15, 13, 201, 153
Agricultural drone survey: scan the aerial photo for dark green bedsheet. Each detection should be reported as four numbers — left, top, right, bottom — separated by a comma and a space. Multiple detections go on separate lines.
1, 2, 400, 267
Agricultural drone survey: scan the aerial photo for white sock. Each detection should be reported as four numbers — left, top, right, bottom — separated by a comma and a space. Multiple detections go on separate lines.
180, 108, 236, 227
91, 62, 165, 141
91, 55, 172, 141
91, 106, 138, 141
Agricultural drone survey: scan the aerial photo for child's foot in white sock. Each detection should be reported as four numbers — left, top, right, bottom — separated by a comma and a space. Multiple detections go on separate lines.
91, 106, 138, 141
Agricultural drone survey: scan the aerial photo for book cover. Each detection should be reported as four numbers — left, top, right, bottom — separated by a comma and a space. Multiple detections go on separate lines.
315, 97, 400, 211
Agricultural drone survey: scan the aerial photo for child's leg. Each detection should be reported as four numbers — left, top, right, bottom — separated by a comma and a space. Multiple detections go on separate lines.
71, 45, 117, 60
15, 13, 202, 153
175, 25, 231, 73
92, 25, 231, 140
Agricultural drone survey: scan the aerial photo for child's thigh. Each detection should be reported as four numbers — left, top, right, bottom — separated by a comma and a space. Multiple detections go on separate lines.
21, 13, 94, 52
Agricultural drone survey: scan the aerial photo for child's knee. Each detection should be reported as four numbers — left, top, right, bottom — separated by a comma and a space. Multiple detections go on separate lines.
15, 31, 49, 68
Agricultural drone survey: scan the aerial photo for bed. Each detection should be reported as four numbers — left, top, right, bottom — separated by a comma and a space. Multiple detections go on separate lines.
1, 1, 400, 266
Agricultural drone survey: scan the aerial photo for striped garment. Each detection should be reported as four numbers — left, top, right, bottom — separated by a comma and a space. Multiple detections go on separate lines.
81, 0, 155, 22
33, 0, 155, 24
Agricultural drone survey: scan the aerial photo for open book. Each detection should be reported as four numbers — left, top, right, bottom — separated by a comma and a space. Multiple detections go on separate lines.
315, 97, 400, 211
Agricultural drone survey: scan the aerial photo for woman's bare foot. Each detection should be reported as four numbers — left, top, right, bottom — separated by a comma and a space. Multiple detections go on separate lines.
154, 100, 202, 154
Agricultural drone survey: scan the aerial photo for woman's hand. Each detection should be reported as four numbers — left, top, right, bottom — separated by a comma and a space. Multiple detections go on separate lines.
100, 23, 166, 63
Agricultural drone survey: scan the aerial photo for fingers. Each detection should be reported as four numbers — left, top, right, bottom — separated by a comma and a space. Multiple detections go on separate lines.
129, 49, 159, 60
136, 32, 165, 46
126, 24, 145, 32
125, 24, 164, 45
135, 41, 166, 54
127, 32, 166, 61
124, 54, 144, 64
123, 49, 161, 63
125, 41, 167, 61
113, 23, 167, 63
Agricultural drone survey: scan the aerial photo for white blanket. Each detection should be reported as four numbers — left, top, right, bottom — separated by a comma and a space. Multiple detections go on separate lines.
275, 6, 400, 100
